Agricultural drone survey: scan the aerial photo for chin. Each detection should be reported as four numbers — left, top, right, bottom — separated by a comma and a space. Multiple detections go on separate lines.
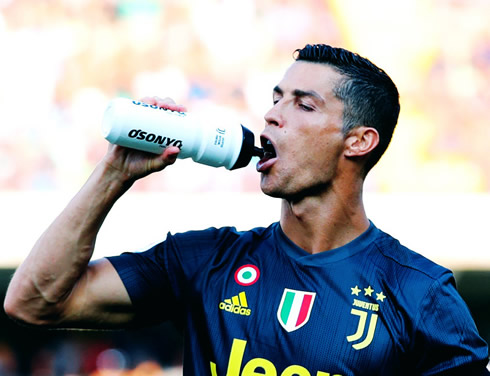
261, 178, 326, 202
260, 180, 284, 199
261, 189, 284, 199
260, 182, 293, 200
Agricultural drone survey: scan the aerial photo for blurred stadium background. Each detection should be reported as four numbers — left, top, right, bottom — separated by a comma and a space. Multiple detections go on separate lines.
0, 0, 489, 374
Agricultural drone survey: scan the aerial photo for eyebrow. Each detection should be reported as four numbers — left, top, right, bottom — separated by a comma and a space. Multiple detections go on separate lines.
273, 85, 325, 104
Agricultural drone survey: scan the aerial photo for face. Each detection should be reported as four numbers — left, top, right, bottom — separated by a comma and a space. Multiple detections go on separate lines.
257, 61, 346, 200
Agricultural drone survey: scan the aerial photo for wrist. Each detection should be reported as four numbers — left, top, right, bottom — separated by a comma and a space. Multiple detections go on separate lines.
93, 160, 135, 200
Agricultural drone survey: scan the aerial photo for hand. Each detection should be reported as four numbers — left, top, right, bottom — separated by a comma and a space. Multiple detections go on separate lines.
103, 96, 188, 184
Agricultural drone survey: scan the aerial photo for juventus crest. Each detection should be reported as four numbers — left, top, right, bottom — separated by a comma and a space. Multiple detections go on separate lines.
346, 285, 386, 350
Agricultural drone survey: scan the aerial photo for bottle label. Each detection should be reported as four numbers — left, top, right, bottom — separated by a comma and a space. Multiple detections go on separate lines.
127, 129, 183, 149
214, 128, 226, 148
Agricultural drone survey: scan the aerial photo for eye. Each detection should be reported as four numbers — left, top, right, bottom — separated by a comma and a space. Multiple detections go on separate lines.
299, 103, 314, 112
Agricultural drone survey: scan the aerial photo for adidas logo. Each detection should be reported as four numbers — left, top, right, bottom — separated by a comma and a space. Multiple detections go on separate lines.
219, 291, 251, 316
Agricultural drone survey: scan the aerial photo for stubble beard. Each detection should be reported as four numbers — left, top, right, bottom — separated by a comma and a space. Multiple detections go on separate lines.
260, 172, 331, 204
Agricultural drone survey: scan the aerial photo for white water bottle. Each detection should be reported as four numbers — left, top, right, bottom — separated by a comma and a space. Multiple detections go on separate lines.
101, 98, 263, 170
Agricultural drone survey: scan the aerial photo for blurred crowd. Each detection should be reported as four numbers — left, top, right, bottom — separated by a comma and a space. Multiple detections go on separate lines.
0, 0, 488, 193
0, 341, 183, 376
0, 317, 184, 376
0, 0, 340, 193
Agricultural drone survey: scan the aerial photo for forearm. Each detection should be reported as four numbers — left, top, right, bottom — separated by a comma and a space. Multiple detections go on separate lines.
4, 160, 132, 324
5, 97, 182, 326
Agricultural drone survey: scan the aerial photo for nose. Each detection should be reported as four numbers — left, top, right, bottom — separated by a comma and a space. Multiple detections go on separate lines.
264, 103, 281, 127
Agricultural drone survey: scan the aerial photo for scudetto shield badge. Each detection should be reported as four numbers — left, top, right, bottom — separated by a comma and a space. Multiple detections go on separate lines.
277, 289, 316, 332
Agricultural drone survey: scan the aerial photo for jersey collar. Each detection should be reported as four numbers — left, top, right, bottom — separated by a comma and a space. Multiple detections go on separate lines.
273, 221, 380, 265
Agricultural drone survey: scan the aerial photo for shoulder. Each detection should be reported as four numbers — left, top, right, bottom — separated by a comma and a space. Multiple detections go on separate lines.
370, 226, 451, 284
168, 223, 275, 252
368, 228, 489, 357
108, 224, 277, 280
172, 223, 277, 239
158, 223, 277, 268
365, 225, 460, 317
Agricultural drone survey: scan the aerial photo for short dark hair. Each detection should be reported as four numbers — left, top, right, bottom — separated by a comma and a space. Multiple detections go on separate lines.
294, 44, 400, 175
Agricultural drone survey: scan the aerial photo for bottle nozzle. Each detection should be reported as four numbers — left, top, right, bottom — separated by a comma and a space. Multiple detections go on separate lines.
253, 146, 264, 158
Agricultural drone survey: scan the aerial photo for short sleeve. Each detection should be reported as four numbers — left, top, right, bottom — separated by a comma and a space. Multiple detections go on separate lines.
411, 271, 489, 375
107, 235, 182, 326
106, 226, 244, 327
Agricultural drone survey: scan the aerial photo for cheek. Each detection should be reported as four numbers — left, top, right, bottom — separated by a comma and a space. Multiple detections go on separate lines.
307, 136, 344, 169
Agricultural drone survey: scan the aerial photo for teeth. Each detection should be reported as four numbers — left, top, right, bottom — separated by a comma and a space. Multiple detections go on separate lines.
263, 139, 273, 150
260, 138, 276, 159
263, 140, 276, 158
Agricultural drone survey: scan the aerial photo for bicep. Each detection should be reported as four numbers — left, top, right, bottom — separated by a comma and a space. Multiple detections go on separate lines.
60, 258, 136, 328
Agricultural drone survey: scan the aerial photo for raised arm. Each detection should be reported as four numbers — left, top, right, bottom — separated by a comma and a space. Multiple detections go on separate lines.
3, 97, 184, 329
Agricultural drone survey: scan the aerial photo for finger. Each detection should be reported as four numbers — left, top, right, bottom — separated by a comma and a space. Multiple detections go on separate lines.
139, 96, 187, 113
139, 96, 161, 106
164, 103, 188, 113
154, 97, 187, 113
140, 95, 175, 106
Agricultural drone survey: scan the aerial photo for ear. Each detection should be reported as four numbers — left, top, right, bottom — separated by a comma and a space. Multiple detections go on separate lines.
344, 127, 379, 157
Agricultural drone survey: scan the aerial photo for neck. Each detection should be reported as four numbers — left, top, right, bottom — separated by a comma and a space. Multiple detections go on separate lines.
279, 180, 369, 254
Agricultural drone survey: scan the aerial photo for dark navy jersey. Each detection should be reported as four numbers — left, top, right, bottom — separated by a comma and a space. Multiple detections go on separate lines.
108, 222, 489, 375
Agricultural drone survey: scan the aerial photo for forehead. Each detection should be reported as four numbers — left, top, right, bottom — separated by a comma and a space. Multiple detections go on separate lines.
277, 61, 343, 97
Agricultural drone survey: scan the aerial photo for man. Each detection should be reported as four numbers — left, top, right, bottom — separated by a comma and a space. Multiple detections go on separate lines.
4, 44, 489, 375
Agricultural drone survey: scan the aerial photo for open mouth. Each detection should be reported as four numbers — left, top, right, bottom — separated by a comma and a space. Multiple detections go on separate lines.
261, 137, 277, 160
256, 136, 277, 172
